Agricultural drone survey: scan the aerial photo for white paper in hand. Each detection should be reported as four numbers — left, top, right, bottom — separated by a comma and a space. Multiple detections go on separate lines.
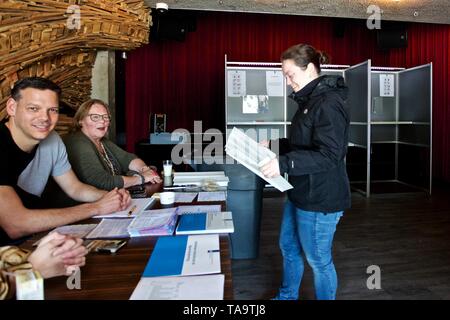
225, 127, 293, 192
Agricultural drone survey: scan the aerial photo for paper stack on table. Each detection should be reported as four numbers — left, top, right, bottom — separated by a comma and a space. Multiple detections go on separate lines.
85, 219, 132, 239
173, 171, 229, 187
176, 204, 222, 215
127, 208, 178, 237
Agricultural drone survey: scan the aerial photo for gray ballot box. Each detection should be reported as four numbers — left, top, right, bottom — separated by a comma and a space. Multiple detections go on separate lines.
194, 160, 265, 259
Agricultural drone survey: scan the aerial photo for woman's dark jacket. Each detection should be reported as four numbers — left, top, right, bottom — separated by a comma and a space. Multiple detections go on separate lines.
278, 75, 351, 212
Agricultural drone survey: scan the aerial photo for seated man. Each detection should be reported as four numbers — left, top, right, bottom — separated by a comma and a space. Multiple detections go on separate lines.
0, 77, 131, 245
0, 232, 87, 300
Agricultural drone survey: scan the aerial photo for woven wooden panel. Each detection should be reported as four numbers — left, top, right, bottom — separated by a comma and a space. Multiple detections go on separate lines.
0, 0, 151, 123
56, 113, 76, 136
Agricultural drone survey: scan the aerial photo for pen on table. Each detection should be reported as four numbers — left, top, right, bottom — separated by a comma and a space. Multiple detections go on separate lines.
128, 205, 137, 216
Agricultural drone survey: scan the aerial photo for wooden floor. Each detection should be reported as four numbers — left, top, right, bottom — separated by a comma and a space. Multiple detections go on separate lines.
231, 184, 450, 300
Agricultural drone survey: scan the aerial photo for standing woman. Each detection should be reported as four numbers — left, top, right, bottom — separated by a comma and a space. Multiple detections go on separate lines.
64, 99, 161, 191
260, 44, 351, 300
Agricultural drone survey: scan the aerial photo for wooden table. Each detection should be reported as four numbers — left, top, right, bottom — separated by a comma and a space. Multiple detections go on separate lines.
33, 182, 233, 300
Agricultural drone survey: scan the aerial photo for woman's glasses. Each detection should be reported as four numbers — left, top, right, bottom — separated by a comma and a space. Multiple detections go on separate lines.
88, 114, 111, 122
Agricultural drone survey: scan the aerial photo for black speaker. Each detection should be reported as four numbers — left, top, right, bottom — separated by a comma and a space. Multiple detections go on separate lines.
151, 11, 196, 42
377, 23, 408, 50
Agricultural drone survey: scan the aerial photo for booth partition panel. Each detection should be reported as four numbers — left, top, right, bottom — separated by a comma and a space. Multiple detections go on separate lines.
344, 60, 371, 196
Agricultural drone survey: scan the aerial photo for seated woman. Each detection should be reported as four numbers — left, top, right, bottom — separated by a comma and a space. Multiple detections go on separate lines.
64, 99, 162, 191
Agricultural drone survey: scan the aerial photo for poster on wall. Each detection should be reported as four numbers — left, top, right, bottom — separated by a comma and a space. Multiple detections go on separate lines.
227, 70, 246, 97
265, 70, 284, 96
242, 95, 258, 113
242, 95, 269, 114
379, 74, 395, 97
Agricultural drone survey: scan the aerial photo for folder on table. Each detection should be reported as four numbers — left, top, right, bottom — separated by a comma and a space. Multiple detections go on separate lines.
175, 212, 234, 235
142, 234, 221, 277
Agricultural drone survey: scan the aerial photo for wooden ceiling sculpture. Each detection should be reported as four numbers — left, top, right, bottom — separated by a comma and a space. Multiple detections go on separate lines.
0, 0, 151, 127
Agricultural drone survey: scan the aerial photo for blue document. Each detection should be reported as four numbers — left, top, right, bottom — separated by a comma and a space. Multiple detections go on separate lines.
176, 212, 234, 235
143, 234, 221, 277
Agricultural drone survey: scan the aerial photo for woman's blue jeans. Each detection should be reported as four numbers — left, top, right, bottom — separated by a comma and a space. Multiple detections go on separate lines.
275, 200, 343, 300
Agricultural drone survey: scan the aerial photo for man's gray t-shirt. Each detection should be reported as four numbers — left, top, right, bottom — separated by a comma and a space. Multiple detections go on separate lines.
0, 123, 72, 245
17, 131, 71, 197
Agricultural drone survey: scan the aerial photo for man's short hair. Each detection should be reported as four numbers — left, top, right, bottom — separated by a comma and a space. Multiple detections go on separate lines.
11, 77, 61, 101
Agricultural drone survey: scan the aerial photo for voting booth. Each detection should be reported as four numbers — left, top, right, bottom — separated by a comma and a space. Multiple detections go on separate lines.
343, 62, 432, 196
225, 55, 432, 197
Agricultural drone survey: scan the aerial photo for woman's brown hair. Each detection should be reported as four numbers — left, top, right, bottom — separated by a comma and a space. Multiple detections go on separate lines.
280, 43, 330, 74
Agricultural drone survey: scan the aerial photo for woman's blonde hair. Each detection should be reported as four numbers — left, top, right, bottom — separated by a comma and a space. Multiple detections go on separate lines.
72, 98, 110, 132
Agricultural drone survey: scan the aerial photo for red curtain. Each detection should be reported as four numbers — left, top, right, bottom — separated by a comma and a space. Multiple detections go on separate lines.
125, 11, 450, 182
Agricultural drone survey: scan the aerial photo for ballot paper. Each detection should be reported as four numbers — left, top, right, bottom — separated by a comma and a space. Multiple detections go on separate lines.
173, 171, 229, 187
85, 219, 132, 239
197, 191, 226, 202
127, 208, 178, 237
130, 274, 225, 300
33, 224, 98, 246
176, 205, 222, 215
52, 224, 97, 238
174, 192, 198, 203
93, 197, 156, 219
225, 127, 293, 192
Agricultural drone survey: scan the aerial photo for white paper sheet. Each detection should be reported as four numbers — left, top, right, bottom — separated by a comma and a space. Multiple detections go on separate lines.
242, 95, 259, 114
174, 192, 198, 203
181, 234, 221, 275
197, 191, 226, 202
33, 224, 98, 246
227, 70, 246, 97
266, 70, 284, 96
225, 127, 293, 192
379, 74, 395, 97
130, 274, 225, 300
93, 197, 155, 219
173, 171, 229, 187
85, 219, 132, 239
52, 224, 98, 238
176, 205, 222, 215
